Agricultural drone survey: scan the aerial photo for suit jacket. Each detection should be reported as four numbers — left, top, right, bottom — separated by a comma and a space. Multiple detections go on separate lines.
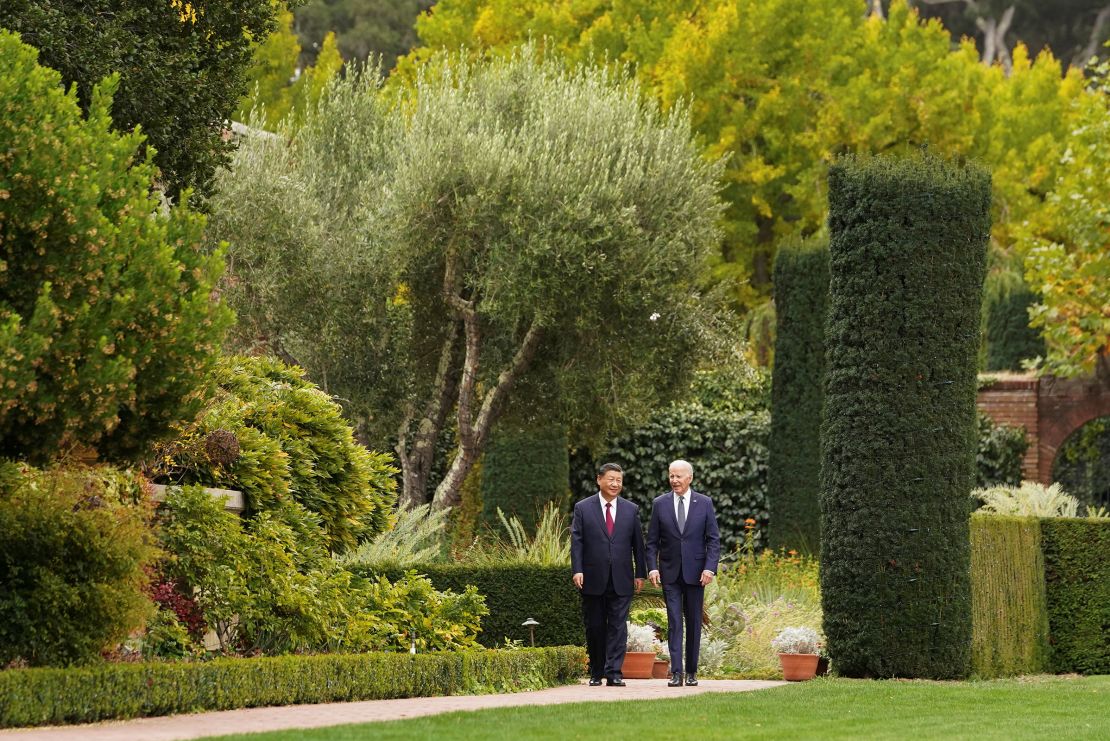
570, 494, 647, 596
645, 490, 721, 586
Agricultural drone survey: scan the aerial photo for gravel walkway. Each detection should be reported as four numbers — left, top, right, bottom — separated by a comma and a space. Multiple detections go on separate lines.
0, 678, 786, 740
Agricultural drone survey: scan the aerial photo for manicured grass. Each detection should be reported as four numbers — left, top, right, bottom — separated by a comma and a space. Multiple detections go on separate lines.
210, 675, 1109, 740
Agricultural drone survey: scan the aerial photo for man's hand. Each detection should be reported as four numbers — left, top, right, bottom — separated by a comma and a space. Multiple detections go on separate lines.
634, 577, 644, 593
648, 570, 660, 587
572, 573, 584, 589
699, 570, 714, 587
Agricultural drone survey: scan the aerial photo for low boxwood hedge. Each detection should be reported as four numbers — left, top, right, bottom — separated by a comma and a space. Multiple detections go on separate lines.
351, 563, 583, 648
0, 646, 585, 728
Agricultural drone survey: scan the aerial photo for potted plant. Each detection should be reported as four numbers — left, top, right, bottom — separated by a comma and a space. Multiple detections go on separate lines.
770, 626, 822, 681
651, 638, 670, 679
621, 622, 657, 679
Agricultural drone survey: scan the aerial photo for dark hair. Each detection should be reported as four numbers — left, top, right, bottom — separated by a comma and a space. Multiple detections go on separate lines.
597, 462, 623, 476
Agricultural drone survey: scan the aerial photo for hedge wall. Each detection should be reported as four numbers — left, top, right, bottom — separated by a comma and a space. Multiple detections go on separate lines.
0, 647, 585, 728
982, 270, 1044, 372
480, 424, 568, 533
969, 514, 1049, 678
820, 153, 990, 679
768, 238, 829, 553
350, 563, 583, 648
1040, 518, 1110, 674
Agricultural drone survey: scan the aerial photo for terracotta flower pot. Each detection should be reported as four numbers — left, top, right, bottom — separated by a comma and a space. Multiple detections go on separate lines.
620, 651, 656, 679
778, 652, 819, 681
652, 659, 670, 679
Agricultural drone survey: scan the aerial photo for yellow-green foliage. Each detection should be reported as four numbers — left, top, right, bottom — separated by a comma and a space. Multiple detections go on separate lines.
0, 462, 157, 667
969, 514, 1050, 678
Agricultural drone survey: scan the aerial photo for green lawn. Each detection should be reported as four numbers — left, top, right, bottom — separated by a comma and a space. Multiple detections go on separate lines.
210, 675, 1109, 740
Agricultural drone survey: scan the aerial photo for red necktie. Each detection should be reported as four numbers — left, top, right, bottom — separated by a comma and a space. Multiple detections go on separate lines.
605, 502, 614, 536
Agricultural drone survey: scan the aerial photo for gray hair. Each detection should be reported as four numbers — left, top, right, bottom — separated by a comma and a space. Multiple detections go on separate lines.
669, 459, 693, 477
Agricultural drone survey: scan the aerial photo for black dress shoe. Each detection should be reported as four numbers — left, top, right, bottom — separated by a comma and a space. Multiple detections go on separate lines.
588, 677, 603, 686
667, 672, 683, 687
606, 677, 626, 686
685, 673, 698, 686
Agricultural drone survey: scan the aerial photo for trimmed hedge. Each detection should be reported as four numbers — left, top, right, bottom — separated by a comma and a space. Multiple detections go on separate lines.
768, 238, 829, 553
820, 153, 990, 679
1040, 518, 1110, 674
350, 563, 583, 648
982, 270, 1044, 372
0, 647, 585, 728
481, 424, 569, 533
969, 514, 1049, 678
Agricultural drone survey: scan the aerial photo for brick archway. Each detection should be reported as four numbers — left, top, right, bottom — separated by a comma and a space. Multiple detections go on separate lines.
976, 373, 1110, 484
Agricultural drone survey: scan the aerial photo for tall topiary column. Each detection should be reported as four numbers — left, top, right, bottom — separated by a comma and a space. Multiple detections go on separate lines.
820, 152, 990, 678
768, 238, 829, 553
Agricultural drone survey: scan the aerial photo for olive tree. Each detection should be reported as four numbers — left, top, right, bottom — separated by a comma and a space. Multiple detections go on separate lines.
211, 48, 727, 508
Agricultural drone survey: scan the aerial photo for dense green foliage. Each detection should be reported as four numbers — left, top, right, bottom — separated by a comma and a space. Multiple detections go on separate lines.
969, 514, 1050, 678
211, 48, 728, 509
1053, 417, 1110, 509
767, 238, 829, 553
1040, 517, 1110, 674
0, 462, 156, 667
155, 484, 481, 655
480, 424, 568, 533
349, 563, 583, 648
976, 413, 1029, 488
0, 0, 280, 201
0, 32, 232, 463
820, 153, 990, 679
0, 647, 585, 728
148, 355, 396, 553
982, 268, 1045, 371
296, 0, 434, 70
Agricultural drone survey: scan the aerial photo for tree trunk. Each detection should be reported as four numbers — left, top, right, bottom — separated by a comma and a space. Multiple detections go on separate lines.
432, 319, 544, 510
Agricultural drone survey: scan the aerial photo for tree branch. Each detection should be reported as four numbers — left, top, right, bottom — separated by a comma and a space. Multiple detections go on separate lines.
1076, 5, 1110, 68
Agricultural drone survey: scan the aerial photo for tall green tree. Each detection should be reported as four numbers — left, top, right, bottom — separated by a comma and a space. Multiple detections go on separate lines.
210, 48, 728, 509
0, 0, 283, 202
0, 31, 232, 463
295, 0, 435, 71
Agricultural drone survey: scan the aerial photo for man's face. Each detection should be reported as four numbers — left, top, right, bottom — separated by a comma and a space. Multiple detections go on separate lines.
597, 470, 623, 501
669, 465, 692, 495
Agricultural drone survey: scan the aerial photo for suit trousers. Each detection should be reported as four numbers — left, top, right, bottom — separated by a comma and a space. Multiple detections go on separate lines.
581, 575, 632, 680
663, 580, 704, 675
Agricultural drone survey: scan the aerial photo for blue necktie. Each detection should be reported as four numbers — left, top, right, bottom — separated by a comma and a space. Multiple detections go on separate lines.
677, 496, 686, 532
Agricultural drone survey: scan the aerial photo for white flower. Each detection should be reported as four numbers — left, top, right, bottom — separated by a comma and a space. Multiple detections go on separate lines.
649, 312, 660, 322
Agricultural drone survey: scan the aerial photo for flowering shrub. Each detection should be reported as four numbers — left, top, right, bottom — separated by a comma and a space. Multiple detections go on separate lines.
770, 626, 822, 655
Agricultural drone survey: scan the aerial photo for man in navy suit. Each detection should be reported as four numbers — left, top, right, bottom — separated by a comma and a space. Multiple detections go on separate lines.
571, 462, 646, 686
646, 459, 721, 686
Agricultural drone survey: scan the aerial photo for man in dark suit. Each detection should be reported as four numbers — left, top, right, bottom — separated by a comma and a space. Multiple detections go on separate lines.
646, 459, 721, 687
571, 462, 646, 686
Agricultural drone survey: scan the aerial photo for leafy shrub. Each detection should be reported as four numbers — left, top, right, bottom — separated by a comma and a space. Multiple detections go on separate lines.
626, 623, 656, 652
770, 626, 822, 654
0, 647, 586, 728
155, 484, 483, 655
339, 504, 450, 568
0, 462, 156, 666
1053, 416, 1110, 509
0, 31, 231, 463
973, 481, 1109, 519
349, 562, 583, 648
976, 413, 1029, 488
480, 424, 569, 533
982, 266, 1045, 372
148, 355, 397, 553
462, 503, 571, 566
1039, 517, 1110, 674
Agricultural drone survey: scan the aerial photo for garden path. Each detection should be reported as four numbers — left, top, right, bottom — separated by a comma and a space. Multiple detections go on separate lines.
0, 679, 785, 740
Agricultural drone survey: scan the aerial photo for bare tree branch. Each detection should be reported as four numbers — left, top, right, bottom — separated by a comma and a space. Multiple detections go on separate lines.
1075, 5, 1110, 68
